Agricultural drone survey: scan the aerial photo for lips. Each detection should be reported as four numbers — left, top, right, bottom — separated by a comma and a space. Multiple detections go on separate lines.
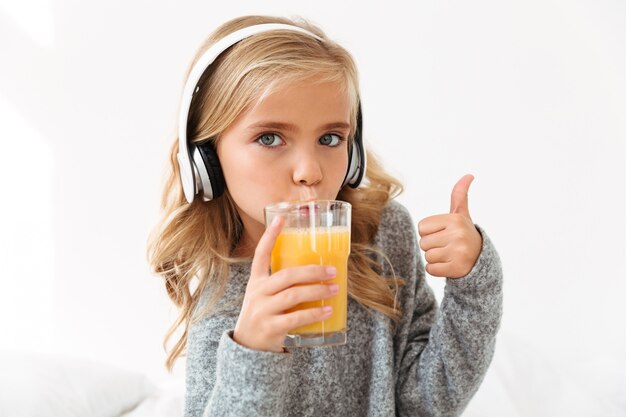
297, 203, 319, 215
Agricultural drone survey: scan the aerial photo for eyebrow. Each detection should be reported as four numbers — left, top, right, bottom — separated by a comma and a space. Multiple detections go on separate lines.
246, 121, 351, 132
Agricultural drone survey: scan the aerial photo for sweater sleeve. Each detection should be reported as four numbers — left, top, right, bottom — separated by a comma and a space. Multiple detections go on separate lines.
385, 203, 503, 417
183, 300, 294, 417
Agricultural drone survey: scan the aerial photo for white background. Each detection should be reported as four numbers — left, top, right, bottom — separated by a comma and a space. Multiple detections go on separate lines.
1, 0, 625, 413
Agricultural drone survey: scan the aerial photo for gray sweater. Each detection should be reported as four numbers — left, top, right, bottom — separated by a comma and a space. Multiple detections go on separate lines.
184, 200, 503, 417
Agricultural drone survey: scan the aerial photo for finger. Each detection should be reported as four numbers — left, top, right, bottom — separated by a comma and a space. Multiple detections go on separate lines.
251, 215, 285, 279
450, 174, 474, 216
424, 247, 451, 264
417, 214, 449, 237
272, 283, 339, 313
418, 231, 450, 251
265, 265, 336, 295
425, 261, 452, 277
274, 306, 334, 333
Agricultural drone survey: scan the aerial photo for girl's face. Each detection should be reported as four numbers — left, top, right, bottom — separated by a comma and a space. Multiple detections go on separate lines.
217, 77, 352, 250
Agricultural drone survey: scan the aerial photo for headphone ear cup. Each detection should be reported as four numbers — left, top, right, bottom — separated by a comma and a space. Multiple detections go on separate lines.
349, 134, 365, 188
196, 141, 225, 200
343, 103, 365, 188
343, 140, 357, 187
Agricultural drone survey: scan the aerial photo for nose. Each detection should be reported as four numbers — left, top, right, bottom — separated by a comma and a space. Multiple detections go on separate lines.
292, 151, 323, 186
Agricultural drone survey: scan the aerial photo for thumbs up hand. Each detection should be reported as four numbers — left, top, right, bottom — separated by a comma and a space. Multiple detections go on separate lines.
417, 174, 483, 279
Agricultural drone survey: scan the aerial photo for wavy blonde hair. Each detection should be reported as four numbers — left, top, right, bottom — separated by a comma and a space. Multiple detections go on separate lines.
146, 15, 405, 372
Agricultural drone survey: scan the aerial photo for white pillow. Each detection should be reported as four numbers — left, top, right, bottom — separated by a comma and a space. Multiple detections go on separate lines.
0, 349, 157, 417
118, 375, 186, 417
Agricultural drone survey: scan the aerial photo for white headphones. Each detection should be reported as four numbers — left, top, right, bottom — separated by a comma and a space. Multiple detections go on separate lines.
177, 23, 366, 203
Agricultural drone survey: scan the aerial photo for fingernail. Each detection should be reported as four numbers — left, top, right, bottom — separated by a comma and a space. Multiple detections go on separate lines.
271, 216, 280, 227
325, 266, 337, 277
328, 284, 339, 294
323, 306, 333, 314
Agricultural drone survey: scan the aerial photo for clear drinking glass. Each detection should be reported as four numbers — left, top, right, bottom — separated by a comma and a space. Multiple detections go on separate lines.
264, 200, 351, 348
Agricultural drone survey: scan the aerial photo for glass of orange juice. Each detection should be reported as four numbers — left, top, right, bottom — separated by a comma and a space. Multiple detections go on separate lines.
264, 200, 351, 348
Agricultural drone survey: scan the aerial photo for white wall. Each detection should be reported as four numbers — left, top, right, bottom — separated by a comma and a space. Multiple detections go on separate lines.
1, 0, 625, 399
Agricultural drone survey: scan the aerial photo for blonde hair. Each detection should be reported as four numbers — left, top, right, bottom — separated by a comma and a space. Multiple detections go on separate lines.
146, 15, 405, 372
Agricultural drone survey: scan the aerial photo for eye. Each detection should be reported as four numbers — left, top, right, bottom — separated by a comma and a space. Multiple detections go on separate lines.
319, 133, 343, 147
256, 133, 284, 147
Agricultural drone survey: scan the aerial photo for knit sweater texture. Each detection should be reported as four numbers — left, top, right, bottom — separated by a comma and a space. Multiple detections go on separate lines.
184, 199, 503, 417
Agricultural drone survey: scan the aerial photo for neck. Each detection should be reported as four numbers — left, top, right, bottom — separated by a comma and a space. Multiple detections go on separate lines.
232, 234, 255, 258
232, 221, 264, 258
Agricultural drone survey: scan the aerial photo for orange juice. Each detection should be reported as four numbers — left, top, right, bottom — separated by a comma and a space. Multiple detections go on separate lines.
270, 226, 350, 335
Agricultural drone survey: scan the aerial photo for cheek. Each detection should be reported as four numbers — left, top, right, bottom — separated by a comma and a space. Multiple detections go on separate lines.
223, 151, 278, 190
220, 151, 283, 219
220, 143, 260, 187
327, 150, 350, 186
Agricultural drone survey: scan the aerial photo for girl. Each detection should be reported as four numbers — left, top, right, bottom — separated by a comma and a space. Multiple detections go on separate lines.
147, 15, 503, 417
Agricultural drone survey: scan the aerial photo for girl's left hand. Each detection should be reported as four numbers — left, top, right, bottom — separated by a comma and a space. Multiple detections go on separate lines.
417, 174, 483, 279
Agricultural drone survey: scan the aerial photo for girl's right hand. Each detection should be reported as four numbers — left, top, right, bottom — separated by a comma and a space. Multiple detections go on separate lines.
233, 216, 339, 353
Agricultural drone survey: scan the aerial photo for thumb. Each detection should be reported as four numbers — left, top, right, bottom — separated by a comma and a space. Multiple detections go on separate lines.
251, 215, 284, 279
450, 174, 474, 217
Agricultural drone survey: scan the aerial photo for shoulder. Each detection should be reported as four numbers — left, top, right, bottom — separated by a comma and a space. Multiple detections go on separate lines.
373, 199, 420, 269
376, 199, 418, 243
